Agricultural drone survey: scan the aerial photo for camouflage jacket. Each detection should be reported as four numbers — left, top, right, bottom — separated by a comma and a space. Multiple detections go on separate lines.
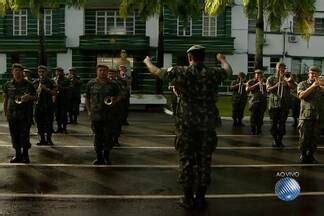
246, 79, 267, 104
86, 79, 119, 121
160, 63, 227, 130
231, 79, 247, 101
267, 75, 291, 109
297, 80, 324, 120
2, 79, 36, 120
33, 78, 57, 111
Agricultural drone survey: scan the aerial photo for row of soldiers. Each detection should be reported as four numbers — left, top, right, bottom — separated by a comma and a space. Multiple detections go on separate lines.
230, 62, 324, 163
2, 63, 130, 164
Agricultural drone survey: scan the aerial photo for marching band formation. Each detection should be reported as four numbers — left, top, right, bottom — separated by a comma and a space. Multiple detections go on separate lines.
2, 62, 131, 164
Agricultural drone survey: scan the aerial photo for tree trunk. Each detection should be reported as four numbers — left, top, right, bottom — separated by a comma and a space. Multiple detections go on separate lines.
255, 0, 264, 70
38, 8, 47, 66
156, 6, 164, 94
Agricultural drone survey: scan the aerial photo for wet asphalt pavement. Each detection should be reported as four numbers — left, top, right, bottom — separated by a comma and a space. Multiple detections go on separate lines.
0, 111, 323, 216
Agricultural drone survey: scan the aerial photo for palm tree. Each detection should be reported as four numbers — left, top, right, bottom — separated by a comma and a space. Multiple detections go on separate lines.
0, 0, 87, 65
120, 0, 203, 66
205, 0, 316, 70
120, 0, 203, 92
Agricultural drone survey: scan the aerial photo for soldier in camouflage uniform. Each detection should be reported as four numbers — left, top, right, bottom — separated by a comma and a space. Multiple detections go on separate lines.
290, 74, 300, 128
34, 65, 57, 146
107, 68, 123, 146
230, 72, 247, 127
266, 63, 296, 148
2, 64, 36, 163
53, 67, 70, 133
118, 65, 131, 126
67, 68, 82, 124
297, 66, 324, 163
85, 65, 119, 165
246, 70, 267, 135
143, 45, 232, 209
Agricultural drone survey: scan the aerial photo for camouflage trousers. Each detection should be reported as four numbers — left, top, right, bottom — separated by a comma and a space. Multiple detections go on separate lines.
232, 98, 247, 120
298, 119, 320, 156
175, 128, 217, 188
8, 118, 32, 150
269, 107, 289, 139
91, 121, 114, 153
250, 102, 267, 133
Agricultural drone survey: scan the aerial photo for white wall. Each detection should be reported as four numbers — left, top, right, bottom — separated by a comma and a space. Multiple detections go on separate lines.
146, 15, 159, 47
65, 6, 84, 47
57, 49, 73, 72
226, 54, 247, 74
163, 53, 172, 68
0, 54, 6, 74
316, 0, 324, 10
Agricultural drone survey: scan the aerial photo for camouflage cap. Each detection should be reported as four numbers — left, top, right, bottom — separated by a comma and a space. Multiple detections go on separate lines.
23, 68, 31, 73
186, 45, 206, 53
55, 66, 64, 72
308, 65, 321, 73
96, 64, 109, 70
254, 69, 263, 74
38, 65, 47, 71
12, 63, 24, 70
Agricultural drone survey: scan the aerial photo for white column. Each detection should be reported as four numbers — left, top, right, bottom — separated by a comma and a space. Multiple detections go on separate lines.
65, 6, 84, 48
0, 54, 7, 74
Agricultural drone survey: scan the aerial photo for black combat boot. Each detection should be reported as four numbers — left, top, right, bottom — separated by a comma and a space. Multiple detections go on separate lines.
36, 133, 47, 145
195, 186, 207, 209
22, 148, 30, 164
306, 152, 318, 164
178, 187, 194, 209
233, 119, 238, 127
10, 148, 22, 163
93, 151, 104, 165
103, 150, 111, 165
238, 119, 245, 127
46, 133, 54, 145
113, 137, 120, 147
299, 152, 309, 164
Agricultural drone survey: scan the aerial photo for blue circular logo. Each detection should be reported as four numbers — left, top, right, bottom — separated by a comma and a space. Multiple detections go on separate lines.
275, 177, 301, 201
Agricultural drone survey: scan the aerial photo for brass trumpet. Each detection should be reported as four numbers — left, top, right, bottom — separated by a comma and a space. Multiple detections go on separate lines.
104, 96, 113, 106
15, 93, 28, 104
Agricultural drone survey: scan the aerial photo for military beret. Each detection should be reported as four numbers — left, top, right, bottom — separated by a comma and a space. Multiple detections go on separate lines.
276, 62, 286, 67
96, 64, 109, 69
308, 65, 321, 73
38, 65, 47, 70
12, 63, 24, 70
186, 45, 206, 53
55, 66, 64, 72
254, 69, 263, 74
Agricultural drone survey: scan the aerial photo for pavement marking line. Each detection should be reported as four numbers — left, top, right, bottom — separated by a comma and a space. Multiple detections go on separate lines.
0, 163, 324, 168
0, 133, 305, 138
0, 192, 323, 199
0, 145, 324, 150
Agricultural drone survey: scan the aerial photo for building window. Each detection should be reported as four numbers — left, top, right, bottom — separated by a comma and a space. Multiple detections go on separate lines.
97, 54, 133, 70
270, 57, 281, 74
314, 59, 323, 70
177, 17, 192, 36
202, 14, 217, 37
13, 9, 28, 36
248, 17, 256, 32
291, 58, 301, 75
95, 10, 135, 35
38, 9, 52, 36
314, 18, 324, 34
248, 54, 255, 74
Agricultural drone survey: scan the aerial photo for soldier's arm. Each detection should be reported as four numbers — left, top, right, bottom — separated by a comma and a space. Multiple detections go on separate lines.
230, 81, 239, 90
298, 80, 320, 100
85, 82, 91, 116
216, 53, 232, 76
266, 77, 279, 92
246, 80, 260, 92
143, 56, 161, 78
